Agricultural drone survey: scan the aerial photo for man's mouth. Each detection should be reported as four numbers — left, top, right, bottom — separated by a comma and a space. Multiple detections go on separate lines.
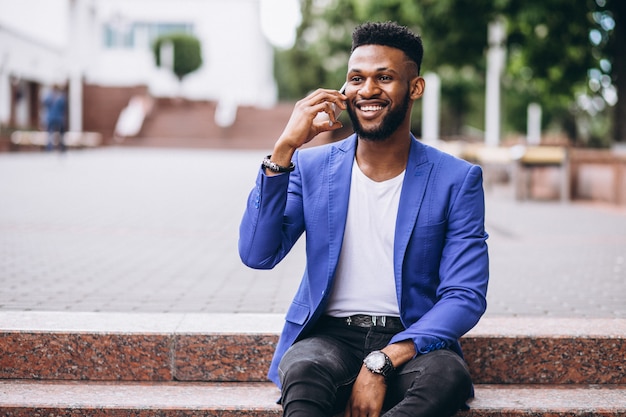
356, 102, 387, 118
360, 105, 384, 112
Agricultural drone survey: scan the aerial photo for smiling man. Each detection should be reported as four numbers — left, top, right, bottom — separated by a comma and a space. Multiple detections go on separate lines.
239, 22, 489, 417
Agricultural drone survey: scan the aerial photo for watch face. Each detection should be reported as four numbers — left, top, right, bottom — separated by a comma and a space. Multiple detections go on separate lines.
365, 352, 386, 371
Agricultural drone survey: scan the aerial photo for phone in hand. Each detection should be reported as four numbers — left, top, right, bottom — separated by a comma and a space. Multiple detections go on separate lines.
316, 82, 347, 127
330, 82, 347, 126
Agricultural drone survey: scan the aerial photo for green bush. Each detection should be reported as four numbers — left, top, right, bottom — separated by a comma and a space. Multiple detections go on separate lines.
153, 33, 203, 81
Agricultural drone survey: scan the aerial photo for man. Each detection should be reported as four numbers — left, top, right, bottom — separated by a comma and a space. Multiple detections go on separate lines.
239, 21, 489, 417
42, 85, 67, 152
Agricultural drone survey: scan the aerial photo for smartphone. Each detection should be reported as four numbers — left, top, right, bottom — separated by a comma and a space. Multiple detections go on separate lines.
328, 82, 347, 127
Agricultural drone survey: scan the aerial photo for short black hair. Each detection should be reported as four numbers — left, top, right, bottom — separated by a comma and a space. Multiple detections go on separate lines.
351, 22, 423, 75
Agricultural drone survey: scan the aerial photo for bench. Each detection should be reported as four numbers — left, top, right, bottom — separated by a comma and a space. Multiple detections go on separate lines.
512, 145, 569, 202
10, 130, 103, 150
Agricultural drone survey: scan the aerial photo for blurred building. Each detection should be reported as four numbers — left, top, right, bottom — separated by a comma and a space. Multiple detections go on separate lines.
0, 0, 277, 141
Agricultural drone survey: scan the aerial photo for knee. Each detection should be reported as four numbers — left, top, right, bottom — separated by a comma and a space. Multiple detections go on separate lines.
278, 340, 349, 387
401, 350, 472, 398
278, 356, 339, 416
425, 350, 472, 401
387, 351, 472, 415
280, 357, 322, 385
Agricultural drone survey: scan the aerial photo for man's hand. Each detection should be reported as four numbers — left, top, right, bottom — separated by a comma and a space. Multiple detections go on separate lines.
268, 88, 347, 170
282, 87, 347, 147
344, 341, 416, 417
344, 366, 387, 417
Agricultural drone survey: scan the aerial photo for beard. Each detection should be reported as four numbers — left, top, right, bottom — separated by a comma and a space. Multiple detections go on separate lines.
346, 89, 411, 142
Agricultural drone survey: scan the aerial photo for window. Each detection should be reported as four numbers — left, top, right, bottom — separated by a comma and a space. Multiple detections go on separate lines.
103, 21, 194, 49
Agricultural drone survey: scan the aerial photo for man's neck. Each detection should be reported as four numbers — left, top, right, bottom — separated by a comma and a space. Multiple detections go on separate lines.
355, 132, 411, 182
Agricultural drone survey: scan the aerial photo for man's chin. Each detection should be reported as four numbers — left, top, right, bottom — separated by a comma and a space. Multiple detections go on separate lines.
348, 111, 406, 142
355, 123, 399, 142
350, 119, 389, 142
357, 131, 390, 142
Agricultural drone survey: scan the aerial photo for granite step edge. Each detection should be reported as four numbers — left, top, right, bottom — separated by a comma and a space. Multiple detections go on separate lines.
1, 313, 625, 385
0, 381, 625, 416
1, 312, 625, 337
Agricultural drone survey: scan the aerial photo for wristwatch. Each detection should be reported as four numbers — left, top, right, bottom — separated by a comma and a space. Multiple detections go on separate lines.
363, 350, 395, 380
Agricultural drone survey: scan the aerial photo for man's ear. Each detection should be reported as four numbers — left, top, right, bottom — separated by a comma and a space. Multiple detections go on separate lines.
410, 77, 425, 100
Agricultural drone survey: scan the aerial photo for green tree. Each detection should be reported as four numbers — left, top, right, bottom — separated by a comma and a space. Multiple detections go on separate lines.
153, 33, 203, 81
276, 0, 623, 145
274, 0, 353, 100
606, 1, 626, 143
408, 0, 497, 137
502, 0, 621, 146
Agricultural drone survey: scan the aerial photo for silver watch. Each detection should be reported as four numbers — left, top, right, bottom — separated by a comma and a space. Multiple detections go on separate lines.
363, 350, 395, 379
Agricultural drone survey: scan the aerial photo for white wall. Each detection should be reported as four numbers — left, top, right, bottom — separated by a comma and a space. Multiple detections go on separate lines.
87, 0, 277, 107
0, 26, 67, 125
0, 0, 277, 117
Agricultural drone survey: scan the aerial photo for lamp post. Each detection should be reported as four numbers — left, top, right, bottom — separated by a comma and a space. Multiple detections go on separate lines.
67, 0, 85, 132
422, 72, 440, 146
527, 103, 542, 145
485, 18, 506, 147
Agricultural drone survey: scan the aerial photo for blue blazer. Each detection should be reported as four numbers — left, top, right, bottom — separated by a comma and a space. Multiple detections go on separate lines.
239, 134, 489, 387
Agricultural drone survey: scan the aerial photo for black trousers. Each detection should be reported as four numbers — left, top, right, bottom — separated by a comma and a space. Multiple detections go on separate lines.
278, 317, 472, 417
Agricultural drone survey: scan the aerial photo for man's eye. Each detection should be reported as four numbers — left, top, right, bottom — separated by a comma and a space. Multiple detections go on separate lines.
380, 75, 392, 81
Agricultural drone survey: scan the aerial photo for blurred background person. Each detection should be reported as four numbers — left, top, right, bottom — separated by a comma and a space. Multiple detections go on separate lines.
42, 84, 67, 152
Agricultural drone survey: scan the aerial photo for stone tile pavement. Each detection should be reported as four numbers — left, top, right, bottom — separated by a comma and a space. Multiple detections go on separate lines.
0, 147, 624, 318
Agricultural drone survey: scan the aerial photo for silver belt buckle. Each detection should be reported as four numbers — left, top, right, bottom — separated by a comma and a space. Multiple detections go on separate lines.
371, 316, 386, 327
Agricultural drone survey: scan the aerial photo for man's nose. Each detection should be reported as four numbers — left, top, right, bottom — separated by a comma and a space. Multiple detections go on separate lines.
358, 78, 380, 97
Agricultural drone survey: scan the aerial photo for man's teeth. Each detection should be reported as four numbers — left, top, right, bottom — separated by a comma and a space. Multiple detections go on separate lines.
361, 105, 383, 112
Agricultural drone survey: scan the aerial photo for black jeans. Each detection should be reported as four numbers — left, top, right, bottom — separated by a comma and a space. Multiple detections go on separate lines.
278, 317, 472, 417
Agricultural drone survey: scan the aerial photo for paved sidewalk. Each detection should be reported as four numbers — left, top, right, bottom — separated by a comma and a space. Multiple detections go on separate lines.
0, 147, 624, 318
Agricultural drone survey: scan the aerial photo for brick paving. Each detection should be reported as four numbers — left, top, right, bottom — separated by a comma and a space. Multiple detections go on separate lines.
0, 147, 625, 318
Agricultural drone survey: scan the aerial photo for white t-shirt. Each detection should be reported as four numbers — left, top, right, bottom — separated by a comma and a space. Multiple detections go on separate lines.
325, 160, 404, 317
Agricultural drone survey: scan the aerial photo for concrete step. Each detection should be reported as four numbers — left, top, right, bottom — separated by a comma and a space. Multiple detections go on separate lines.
1, 312, 625, 385
135, 100, 295, 149
0, 381, 625, 416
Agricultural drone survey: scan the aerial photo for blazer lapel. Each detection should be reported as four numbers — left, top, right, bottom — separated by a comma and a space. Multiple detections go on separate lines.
327, 135, 357, 280
394, 137, 433, 283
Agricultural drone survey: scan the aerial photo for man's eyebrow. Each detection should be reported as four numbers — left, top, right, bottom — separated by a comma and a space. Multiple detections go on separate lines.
348, 67, 400, 74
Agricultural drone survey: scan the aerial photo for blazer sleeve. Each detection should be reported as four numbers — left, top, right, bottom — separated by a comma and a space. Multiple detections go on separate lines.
390, 163, 489, 354
238, 157, 306, 269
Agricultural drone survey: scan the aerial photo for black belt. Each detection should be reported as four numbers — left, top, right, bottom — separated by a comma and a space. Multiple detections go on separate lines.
323, 314, 404, 331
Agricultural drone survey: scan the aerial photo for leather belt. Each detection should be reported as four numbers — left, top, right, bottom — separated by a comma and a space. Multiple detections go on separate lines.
323, 314, 404, 330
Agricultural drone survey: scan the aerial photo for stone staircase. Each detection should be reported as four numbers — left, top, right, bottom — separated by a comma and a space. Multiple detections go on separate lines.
121, 98, 349, 150
124, 99, 299, 150
1, 312, 625, 416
